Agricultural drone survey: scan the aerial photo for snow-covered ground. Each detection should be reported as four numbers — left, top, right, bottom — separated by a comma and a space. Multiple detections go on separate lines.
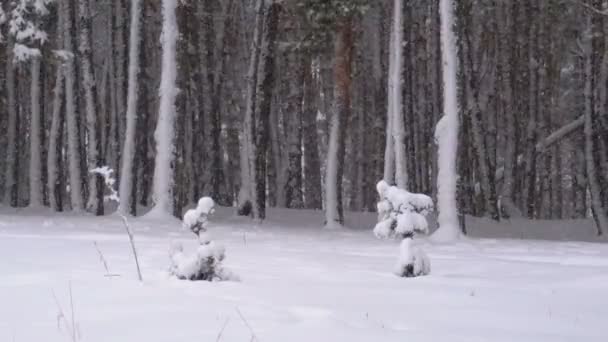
1, 207, 607, 341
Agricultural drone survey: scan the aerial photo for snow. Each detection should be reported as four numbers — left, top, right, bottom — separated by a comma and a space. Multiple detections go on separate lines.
394, 238, 430, 277
1, 207, 607, 341
433, 0, 461, 242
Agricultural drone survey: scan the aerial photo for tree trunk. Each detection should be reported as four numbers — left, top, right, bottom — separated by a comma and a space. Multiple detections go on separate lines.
79, 0, 104, 215
63, 0, 84, 211
325, 16, 353, 227
302, 53, 322, 210
238, 0, 265, 216
252, 1, 280, 220
27, 57, 43, 207
150, 0, 179, 217
47, 65, 64, 211
4, 42, 18, 206
432, 0, 461, 241
119, 0, 142, 215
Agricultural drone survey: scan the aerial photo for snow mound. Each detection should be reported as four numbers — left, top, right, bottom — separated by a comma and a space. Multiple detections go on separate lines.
169, 241, 237, 281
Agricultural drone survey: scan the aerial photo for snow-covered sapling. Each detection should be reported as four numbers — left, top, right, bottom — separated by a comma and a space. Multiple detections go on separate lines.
169, 197, 237, 281
374, 180, 433, 277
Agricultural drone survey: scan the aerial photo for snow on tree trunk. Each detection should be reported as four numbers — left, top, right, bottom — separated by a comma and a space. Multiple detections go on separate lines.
325, 17, 353, 228
432, 0, 461, 242
79, 0, 104, 216
389, 0, 407, 189
149, 0, 179, 218
119, 0, 142, 216
63, 0, 84, 211
48, 65, 64, 211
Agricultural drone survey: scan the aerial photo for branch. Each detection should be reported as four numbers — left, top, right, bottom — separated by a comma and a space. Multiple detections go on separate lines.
496, 115, 584, 182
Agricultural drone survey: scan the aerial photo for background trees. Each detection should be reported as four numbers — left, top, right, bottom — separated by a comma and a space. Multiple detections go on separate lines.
0, 0, 606, 234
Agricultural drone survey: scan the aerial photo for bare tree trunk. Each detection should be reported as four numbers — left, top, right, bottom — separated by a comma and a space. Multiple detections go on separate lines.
4, 42, 18, 206
252, 1, 280, 220
584, 50, 608, 235
325, 16, 353, 227
79, 0, 104, 215
48, 65, 64, 211
63, 0, 84, 211
283, 32, 305, 209
238, 0, 264, 216
27, 56, 43, 208
119, 0, 142, 215
302, 53, 322, 210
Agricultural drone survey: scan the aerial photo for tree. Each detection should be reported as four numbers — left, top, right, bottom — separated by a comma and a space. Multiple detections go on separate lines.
387, 0, 407, 189
62, 0, 85, 211
149, 0, 179, 217
432, 0, 461, 241
9, 0, 52, 208
79, 0, 104, 215
119, 0, 143, 216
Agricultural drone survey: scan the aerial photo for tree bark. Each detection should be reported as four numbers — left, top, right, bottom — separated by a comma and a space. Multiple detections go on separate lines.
325, 16, 353, 227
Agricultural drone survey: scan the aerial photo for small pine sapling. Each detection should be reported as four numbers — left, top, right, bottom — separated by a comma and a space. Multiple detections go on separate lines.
374, 180, 433, 277
169, 197, 237, 281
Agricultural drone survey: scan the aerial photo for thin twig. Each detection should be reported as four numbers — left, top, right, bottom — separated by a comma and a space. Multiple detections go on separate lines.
69, 283, 76, 342
51, 287, 77, 342
236, 307, 258, 342
119, 213, 143, 282
215, 317, 231, 342
93, 241, 120, 277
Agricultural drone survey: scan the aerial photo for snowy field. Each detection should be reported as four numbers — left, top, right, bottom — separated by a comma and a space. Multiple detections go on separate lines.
1, 207, 607, 342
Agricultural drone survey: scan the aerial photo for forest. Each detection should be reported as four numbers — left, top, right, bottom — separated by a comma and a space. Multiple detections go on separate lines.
1, 0, 607, 236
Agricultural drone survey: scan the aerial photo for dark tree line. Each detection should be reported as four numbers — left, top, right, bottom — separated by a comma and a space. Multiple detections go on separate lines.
0, 0, 607, 234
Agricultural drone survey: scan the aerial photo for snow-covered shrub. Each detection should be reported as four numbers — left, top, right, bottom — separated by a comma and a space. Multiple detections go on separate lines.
169, 197, 237, 281
374, 180, 433, 277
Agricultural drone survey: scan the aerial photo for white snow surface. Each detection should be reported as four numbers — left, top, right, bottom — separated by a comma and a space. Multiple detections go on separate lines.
1, 207, 607, 341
